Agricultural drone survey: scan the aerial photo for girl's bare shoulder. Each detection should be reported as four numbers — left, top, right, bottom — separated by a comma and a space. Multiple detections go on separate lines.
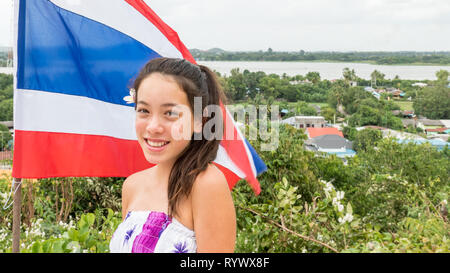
122, 168, 154, 194
191, 163, 230, 201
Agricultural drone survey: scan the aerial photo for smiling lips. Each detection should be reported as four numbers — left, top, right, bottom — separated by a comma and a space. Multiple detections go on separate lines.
144, 138, 170, 151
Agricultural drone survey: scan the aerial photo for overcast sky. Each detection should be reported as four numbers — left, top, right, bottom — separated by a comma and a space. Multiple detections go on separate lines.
1, 0, 449, 51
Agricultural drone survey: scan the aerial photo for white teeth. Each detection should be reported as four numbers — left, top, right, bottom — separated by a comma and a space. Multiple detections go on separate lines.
146, 140, 168, 147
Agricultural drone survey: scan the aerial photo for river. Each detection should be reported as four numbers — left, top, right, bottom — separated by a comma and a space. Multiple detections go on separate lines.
0, 67, 13, 75
1, 61, 449, 80
198, 61, 449, 81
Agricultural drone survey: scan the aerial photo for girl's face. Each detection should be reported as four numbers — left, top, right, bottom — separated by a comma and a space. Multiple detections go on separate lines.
135, 73, 198, 165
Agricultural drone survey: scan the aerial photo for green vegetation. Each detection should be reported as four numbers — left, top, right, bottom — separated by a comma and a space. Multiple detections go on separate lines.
1, 123, 447, 253
394, 101, 414, 111
0, 51, 9, 67
0, 73, 13, 122
233, 124, 449, 253
220, 68, 330, 103
345, 128, 383, 152
413, 70, 450, 119
191, 48, 450, 65
0, 73, 13, 152
414, 85, 450, 119
0, 124, 12, 150
0, 176, 124, 253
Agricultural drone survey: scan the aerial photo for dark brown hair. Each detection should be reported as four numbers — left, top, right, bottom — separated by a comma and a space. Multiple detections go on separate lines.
132, 57, 227, 217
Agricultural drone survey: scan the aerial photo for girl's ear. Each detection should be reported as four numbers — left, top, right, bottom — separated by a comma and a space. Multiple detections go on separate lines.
194, 119, 202, 134
193, 107, 207, 134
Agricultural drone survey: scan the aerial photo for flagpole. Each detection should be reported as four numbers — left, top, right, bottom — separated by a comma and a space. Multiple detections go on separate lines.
11, 0, 22, 254
12, 178, 21, 253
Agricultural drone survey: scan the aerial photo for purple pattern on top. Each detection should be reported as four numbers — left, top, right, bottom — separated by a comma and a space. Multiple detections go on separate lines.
131, 211, 172, 253
173, 241, 189, 253
123, 225, 136, 247
125, 211, 131, 220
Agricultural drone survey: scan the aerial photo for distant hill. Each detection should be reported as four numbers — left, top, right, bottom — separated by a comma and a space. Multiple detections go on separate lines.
190, 48, 227, 55
189, 48, 450, 65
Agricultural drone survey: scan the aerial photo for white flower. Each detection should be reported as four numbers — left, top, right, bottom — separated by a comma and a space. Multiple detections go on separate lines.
332, 197, 338, 206
123, 88, 136, 104
338, 212, 353, 224
443, 200, 448, 205
338, 204, 344, 212
336, 191, 344, 200
343, 213, 353, 223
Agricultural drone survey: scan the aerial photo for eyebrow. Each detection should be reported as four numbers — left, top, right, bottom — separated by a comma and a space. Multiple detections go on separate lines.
137, 101, 178, 107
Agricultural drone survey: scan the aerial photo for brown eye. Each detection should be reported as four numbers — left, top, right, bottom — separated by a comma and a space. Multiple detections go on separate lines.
137, 108, 149, 114
166, 111, 179, 117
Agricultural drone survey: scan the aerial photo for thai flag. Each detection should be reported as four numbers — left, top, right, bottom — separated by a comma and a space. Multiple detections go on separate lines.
12, 0, 266, 194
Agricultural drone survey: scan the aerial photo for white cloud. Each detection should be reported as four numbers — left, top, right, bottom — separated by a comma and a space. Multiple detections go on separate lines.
144, 0, 450, 51
0, 0, 448, 51
0, 0, 14, 47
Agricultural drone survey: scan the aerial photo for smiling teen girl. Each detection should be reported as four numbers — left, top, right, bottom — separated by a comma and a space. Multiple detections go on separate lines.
109, 57, 236, 253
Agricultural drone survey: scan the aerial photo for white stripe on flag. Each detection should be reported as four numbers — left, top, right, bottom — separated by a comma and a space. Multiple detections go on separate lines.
49, 0, 183, 59
215, 145, 245, 178
14, 89, 137, 140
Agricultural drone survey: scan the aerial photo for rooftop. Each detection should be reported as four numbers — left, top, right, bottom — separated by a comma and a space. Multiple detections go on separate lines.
306, 127, 344, 138
305, 134, 353, 150
418, 119, 444, 126
425, 127, 448, 133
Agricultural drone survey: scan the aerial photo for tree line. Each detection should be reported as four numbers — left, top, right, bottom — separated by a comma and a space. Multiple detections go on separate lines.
191, 48, 450, 65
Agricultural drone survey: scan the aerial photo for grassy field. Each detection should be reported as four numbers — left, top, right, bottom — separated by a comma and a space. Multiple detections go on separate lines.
307, 102, 329, 108
393, 100, 414, 111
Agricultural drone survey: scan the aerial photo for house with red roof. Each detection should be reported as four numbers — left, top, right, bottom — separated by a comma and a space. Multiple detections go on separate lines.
306, 127, 344, 139
425, 127, 449, 135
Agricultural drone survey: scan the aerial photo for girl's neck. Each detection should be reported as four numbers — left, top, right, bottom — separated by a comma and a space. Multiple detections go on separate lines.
153, 159, 176, 186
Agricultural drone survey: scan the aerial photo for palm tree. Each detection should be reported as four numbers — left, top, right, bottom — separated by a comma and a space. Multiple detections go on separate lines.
343, 67, 356, 85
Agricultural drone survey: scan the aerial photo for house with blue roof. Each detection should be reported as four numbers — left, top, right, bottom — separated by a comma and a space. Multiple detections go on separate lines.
364, 86, 382, 100
396, 138, 449, 151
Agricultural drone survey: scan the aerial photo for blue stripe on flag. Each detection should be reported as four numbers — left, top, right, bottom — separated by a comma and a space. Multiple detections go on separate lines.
17, 0, 161, 106
244, 138, 267, 175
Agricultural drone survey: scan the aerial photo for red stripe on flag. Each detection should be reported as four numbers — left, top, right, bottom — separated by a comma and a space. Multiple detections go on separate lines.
212, 162, 242, 190
124, 0, 196, 64
219, 102, 261, 195
12, 131, 243, 190
12, 130, 153, 179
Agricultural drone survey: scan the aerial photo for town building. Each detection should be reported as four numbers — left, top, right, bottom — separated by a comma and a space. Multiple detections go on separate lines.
280, 116, 326, 129
304, 134, 356, 159
417, 119, 444, 131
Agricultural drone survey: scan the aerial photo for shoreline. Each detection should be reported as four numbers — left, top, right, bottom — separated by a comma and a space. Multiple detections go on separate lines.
197, 60, 450, 67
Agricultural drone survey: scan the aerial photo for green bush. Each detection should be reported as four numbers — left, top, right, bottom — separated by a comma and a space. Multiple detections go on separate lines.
11, 209, 122, 253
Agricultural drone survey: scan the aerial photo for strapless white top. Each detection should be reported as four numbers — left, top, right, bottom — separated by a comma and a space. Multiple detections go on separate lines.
109, 211, 197, 253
